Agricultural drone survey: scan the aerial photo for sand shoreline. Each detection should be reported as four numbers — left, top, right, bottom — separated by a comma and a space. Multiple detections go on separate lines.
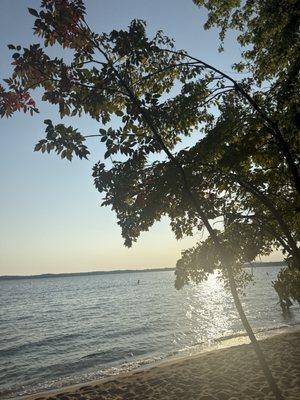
14, 327, 300, 400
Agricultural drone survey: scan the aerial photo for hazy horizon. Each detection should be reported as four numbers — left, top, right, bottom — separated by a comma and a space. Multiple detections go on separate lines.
0, 260, 288, 278
0, 266, 175, 277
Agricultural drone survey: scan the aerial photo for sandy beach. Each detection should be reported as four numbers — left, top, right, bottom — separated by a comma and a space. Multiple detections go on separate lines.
23, 330, 300, 400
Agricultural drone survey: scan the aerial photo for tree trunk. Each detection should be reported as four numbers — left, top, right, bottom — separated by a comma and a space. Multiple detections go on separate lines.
141, 107, 285, 400
101, 61, 284, 400
150, 122, 285, 399
145, 111, 284, 400
225, 263, 284, 400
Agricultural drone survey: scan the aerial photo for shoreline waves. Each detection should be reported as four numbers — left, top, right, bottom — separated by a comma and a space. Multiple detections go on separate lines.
14, 327, 300, 400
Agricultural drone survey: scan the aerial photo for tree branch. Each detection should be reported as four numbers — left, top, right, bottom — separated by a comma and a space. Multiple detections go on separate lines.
164, 49, 300, 195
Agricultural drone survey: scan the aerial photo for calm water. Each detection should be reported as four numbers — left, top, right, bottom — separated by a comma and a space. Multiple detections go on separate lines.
1, 267, 300, 398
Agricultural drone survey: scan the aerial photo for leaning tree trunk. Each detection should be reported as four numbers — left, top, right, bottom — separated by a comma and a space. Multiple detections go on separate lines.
225, 263, 284, 400
92, 48, 284, 399
180, 181, 284, 400
138, 109, 284, 399
139, 105, 285, 400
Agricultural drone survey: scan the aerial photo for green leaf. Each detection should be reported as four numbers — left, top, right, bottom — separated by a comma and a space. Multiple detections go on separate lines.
28, 8, 39, 17
66, 151, 72, 161
115, 110, 124, 117
34, 143, 42, 152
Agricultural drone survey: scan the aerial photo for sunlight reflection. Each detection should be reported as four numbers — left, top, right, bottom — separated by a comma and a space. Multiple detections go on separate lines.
181, 270, 235, 347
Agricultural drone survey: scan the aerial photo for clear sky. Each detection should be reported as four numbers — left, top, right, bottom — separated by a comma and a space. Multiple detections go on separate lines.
0, 0, 282, 276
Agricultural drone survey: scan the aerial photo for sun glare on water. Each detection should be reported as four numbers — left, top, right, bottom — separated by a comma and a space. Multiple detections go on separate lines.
183, 270, 236, 346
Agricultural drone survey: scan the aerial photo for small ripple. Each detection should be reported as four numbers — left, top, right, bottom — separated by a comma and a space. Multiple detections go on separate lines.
0, 332, 83, 357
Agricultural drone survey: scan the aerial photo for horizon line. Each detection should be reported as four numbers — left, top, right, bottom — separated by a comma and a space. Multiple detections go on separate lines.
0, 261, 286, 281
0, 266, 175, 280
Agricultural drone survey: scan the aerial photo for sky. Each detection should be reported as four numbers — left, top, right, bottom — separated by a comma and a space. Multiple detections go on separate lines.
0, 0, 282, 276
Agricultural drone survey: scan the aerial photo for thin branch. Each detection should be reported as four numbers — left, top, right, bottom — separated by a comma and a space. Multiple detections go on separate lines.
197, 88, 234, 108
132, 61, 200, 86
83, 134, 101, 138
72, 59, 106, 68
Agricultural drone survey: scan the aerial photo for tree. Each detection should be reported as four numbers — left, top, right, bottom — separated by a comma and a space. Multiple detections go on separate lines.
2, 1, 299, 398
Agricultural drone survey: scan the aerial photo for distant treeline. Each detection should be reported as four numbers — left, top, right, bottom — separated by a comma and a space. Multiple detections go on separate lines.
0, 262, 286, 281
0, 267, 174, 281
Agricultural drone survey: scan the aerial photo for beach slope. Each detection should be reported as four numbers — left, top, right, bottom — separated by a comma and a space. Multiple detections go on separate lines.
25, 330, 300, 400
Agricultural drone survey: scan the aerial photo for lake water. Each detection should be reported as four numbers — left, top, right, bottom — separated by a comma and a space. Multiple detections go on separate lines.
1, 267, 299, 398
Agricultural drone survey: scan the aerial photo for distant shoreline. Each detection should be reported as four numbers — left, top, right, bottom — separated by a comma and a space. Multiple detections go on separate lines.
0, 267, 174, 281
0, 261, 286, 281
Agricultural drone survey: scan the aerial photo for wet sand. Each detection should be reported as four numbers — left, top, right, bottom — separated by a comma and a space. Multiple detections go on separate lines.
24, 330, 300, 400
